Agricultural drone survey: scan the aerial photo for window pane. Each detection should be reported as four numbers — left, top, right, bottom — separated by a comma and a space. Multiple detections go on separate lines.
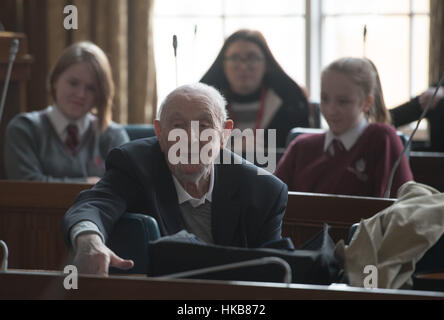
154, 0, 307, 107
224, 0, 304, 16
323, 0, 410, 15
224, 17, 306, 87
412, 0, 429, 12
153, 17, 224, 103
323, 16, 411, 107
155, 0, 223, 16
153, 0, 429, 117
411, 15, 430, 95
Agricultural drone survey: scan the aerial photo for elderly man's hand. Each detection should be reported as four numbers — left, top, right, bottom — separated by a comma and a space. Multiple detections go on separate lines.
73, 233, 134, 276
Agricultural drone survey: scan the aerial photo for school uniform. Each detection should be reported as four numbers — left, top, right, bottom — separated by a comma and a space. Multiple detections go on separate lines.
275, 118, 413, 198
3, 106, 129, 182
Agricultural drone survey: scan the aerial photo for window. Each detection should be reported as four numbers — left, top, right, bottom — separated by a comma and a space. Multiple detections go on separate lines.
153, 0, 305, 105
153, 0, 430, 112
321, 0, 430, 108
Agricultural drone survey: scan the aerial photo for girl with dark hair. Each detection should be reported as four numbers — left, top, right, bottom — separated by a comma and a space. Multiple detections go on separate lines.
200, 29, 310, 150
4, 41, 129, 183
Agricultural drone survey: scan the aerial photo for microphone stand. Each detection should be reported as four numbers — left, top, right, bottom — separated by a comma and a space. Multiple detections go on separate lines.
0, 240, 8, 272
0, 39, 19, 125
384, 74, 444, 198
363, 25, 367, 57
159, 256, 292, 284
173, 34, 178, 87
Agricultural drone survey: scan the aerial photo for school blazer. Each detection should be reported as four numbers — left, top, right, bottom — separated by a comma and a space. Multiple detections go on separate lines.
62, 137, 288, 249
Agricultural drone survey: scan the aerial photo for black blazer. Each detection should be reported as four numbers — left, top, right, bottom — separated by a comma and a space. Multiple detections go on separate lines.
62, 137, 288, 249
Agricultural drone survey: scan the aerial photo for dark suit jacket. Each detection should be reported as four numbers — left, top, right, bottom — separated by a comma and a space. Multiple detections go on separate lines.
62, 137, 288, 249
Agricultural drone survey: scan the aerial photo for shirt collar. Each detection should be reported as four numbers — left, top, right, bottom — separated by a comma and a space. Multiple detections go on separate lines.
46, 105, 93, 140
172, 164, 214, 208
324, 117, 369, 152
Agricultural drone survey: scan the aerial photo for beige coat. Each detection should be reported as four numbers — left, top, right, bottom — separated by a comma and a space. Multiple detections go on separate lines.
336, 181, 444, 289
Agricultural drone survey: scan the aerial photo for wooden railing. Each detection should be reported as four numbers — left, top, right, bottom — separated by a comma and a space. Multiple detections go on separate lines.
0, 180, 91, 270
0, 180, 397, 270
283, 192, 395, 247
410, 151, 444, 192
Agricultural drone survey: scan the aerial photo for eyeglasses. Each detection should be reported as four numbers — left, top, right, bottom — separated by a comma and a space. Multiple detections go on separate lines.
224, 54, 265, 68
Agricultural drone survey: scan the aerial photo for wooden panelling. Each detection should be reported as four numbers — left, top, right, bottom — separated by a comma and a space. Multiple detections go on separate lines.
0, 181, 397, 270
410, 151, 444, 191
0, 32, 33, 178
283, 192, 395, 248
0, 180, 91, 270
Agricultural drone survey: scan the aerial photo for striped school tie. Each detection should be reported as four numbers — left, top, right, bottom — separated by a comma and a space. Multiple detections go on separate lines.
65, 123, 79, 153
332, 139, 345, 156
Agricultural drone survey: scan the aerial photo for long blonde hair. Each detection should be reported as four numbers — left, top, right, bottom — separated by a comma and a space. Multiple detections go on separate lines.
322, 57, 391, 124
49, 41, 114, 131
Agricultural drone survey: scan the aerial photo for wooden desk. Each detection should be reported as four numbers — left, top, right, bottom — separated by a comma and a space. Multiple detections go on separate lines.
1, 269, 443, 300
0, 180, 398, 270
410, 151, 444, 191
0, 180, 91, 270
283, 192, 395, 248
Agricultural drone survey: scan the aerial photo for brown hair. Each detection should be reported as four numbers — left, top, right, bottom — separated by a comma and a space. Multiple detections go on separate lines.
49, 41, 114, 131
322, 57, 391, 124
200, 29, 309, 110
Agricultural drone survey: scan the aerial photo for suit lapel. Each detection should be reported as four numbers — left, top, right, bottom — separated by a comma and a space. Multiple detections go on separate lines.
211, 163, 244, 246
152, 151, 184, 235
148, 144, 244, 242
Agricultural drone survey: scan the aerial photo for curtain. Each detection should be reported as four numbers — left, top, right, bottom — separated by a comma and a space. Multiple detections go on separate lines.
429, 0, 444, 85
44, 0, 157, 124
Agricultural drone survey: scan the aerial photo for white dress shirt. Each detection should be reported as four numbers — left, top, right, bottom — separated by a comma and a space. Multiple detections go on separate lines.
70, 164, 215, 248
171, 164, 214, 208
46, 105, 93, 142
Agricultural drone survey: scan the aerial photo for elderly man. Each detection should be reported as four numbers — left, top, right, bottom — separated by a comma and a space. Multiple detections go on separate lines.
62, 83, 288, 275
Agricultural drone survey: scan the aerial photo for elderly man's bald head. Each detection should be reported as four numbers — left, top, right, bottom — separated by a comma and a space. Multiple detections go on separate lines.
153, 83, 234, 186
157, 83, 228, 129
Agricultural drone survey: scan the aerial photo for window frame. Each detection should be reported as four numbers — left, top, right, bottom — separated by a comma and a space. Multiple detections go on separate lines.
154, 0, 430, 106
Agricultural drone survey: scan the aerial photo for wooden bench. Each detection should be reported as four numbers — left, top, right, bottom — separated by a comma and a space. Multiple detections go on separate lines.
410, 151, 444, 191
1, 269, 443, 300
283, 192, 395, 248
0, 180, 396, 270
0, 180, 91, 270
280, 152, 444, 247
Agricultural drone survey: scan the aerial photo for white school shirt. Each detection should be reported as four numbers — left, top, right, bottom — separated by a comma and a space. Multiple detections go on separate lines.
46, 105, 93, 142
323, 117, 369, 156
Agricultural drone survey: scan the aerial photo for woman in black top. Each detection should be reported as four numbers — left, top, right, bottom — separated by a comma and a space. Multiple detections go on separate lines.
390, 86, 444, 152
200, 29, 310, 150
